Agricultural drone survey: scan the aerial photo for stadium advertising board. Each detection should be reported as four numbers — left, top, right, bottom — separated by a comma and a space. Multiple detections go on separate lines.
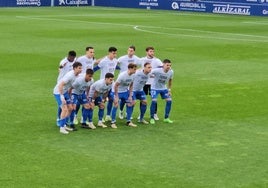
0, 0, 50, 6
94, 0, 268, 16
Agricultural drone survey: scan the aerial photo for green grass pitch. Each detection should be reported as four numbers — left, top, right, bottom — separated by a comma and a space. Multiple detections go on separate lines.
0, 6, 267, 187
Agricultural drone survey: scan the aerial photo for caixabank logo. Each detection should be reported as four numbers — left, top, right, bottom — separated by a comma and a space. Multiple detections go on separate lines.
17, 0, 41, 6
213, 4, 251, 15
59, 0, 89, 6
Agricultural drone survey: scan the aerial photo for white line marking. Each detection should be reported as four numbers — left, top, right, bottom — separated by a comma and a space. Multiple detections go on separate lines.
133, 26, 268, 42
16, 15, 268, 43
243, 21, 268, 25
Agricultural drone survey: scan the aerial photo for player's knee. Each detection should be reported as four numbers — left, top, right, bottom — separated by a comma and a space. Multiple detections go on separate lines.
141, 100, 147, 105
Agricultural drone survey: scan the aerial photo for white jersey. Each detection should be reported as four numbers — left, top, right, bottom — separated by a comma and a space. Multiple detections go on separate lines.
57, 57, 75, 82
98, 56, 118, 79
133, 69, 150, 92
71, 74, 94, 95
76, 55, 96, 73
151, 68, 174, 90
118, 55, 141, 73
113, 71, 135, 93
140, 56, 163, 85
88, 79, 113, 98
53, 70, 78, 94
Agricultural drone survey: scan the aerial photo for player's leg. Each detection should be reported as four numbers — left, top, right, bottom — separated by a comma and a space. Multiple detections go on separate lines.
124, 91, 135, 127
150, 89, 158, 124
54, 93, 72, 134
139, 91, 148, 124
105, 90, 113, 121
119, 99, 125, 119
161, 90, 173, 123
69, 94, 77, 129
74, 103, 80, 125
111, 93, 119, 128
97, 97, 107, 128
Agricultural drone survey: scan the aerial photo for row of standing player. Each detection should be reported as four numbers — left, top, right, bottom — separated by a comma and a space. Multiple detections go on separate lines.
53, 46, 173, 134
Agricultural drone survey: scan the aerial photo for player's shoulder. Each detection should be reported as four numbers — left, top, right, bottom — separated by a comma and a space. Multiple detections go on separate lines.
59, 57, 68, 65
77, 55, 85, 61
118, 54, 127, 60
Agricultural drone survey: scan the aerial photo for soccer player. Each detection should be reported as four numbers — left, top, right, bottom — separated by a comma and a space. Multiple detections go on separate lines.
117, 45, 141, 119
55, 50, 77, 125
93, 47, 118, 122
111, 63, 137, 128
69, 68, 95, 130
88, 73, 115, 128
77, 46, 97, 73
132, 62, 152, 124
140, 47, 163, 120
149, 59, 174, 125
53, 62, 82, 134
57, 50, 77, 82
73, 46, 102, 125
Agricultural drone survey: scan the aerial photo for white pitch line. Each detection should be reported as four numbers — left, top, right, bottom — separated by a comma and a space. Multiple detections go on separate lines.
243, 21, 268, 25
16, 15, 268, 43
136, 25, 268, 39
133, 26, 268, 43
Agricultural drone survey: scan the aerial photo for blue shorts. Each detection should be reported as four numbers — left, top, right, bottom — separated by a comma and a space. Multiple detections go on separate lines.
151, 89, 171, 100
54, 92, 72, 107
71, 93, 88, 105
133, 90, 146, 101
112, 91, 131, 103
89, 96, 103, 106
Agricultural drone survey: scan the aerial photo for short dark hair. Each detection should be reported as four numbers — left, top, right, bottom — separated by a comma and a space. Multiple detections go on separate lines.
86, 46, 94, 51
68, 50, 76, 57
145, 46, 154, 52
128, 63, 137, 69
86, 68, 94, 75
129, 45, 136, 51
108, 47, 117, 52
105, 72, 114, 79
144, 62, 151, 67
73, 61, 82, 68
163, 59, 171, 64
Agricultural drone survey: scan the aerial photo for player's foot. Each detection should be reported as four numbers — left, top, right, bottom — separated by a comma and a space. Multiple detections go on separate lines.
105, 115, 112, 122
150, 119, 155, 125
127, 122, 137, 127
74, 116, 79, 125
119, 110, 124, 119
60, 127, 69, 134
97, 121, 107, 128
64, 125, 73, 131
88, 122, 96, 129
70, 124, 78, 131
154, 114, 159, 120
138, 119, 149, 124
111, 123, 117, 129
163, 118, 173, 123
81, 123, 90, 129
102, 118, 105, 123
